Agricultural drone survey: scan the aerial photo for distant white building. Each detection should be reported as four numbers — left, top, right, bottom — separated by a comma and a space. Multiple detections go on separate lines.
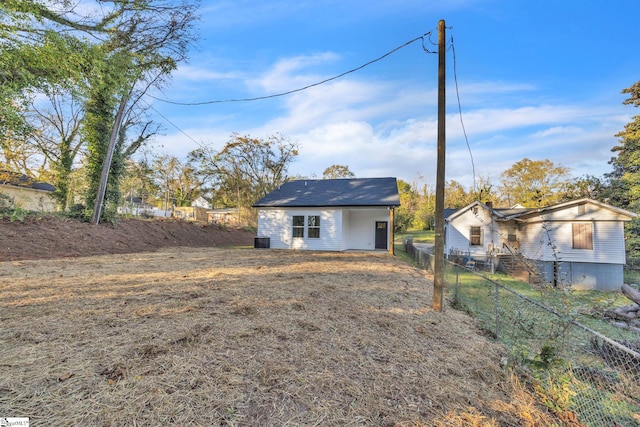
191, 196, 212, 209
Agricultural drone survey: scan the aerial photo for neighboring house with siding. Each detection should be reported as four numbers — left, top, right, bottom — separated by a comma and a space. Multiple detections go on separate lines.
252, 177, 400, 253
444, 199, 637, 291
0, 172, 57, 212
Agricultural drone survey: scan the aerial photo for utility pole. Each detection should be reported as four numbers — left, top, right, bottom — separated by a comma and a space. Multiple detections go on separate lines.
433, 19, 446, 311
91, 93, 129, 224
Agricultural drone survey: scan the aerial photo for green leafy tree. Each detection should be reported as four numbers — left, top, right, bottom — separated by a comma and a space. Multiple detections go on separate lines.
445, 180, 474, 208
557, 175, 606, 203
26, 90, 85, 210
607, 81, 640, 273
0, 16, 90, 144
151, 154, 200, 210
323, 165, 355, 179
498, 158, 570, 207
1, 1, 200, 222
608, 81, 640, 211
189, 133, 299, 225
394, 177, 436, 232
414, 183, 436, 231
120, 157, 158, 211
395, 179, 416, 233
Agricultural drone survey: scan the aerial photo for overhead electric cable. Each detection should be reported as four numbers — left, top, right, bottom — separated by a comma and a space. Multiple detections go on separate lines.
141, 98, 204, 148
146, 31, 435, 106
451, 35, 476, 192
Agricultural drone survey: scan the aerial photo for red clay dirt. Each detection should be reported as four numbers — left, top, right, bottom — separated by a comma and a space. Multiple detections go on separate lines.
0, 216, 255, 261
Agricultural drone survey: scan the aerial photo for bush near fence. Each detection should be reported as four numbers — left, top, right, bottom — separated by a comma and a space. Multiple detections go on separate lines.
404, 240, 640, 427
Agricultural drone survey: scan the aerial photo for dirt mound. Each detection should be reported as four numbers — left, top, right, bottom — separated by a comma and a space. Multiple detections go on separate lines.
0, 216, 255, 261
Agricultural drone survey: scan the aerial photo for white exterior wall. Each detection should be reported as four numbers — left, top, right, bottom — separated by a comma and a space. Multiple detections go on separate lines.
257, 207, 391, 251
257, 208, 343, 250
343, 209, 391, 250
519, 220, 626, 264
518, 222, 549, 261
342, 210, 351, 250
445, 208, 501, 260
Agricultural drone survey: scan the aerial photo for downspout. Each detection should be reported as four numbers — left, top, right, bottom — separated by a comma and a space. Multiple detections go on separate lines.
389, 206, 395, 255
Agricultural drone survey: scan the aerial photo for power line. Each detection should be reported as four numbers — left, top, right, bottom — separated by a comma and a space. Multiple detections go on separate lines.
145, 31, 435, 106
451, 34, 476, 192
141, 98, 205, 148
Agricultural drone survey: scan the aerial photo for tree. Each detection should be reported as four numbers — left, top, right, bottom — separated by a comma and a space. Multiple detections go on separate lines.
150, 154, 201, 211
25, 89, 85, 210
445, 180, 473, 208
394, 176, 436, 232
498, 158, 570, 207
0, 14, 90, 144
395, 179, 416, 233
607, 81, 640, 274
557, 175, 606, 203
608, 81, 640, 211
414, 183, 436, 231
0, 1, 200, 222
189, 133, 299, 225
323, 165, 355, 179
120, 157, 158, 213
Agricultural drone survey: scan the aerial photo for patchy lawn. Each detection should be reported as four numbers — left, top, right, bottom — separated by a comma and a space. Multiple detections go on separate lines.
0, 248, 558, 426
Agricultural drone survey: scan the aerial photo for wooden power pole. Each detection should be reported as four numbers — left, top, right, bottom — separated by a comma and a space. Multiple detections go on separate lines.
91, 94, 129, 225
433, 19, 446, 311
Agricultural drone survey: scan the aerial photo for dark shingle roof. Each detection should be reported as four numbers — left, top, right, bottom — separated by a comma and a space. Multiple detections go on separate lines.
0, 171, 55, 192
253, 177, 400, 208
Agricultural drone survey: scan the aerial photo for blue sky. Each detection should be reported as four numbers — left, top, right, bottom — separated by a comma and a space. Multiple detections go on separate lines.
146, 0, 640, 190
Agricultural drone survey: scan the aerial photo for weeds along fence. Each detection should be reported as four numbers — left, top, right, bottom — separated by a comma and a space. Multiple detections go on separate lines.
404, 240, 640, 426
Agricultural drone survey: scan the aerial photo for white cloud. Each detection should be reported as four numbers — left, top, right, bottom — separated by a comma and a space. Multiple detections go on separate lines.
173, 66, 241, 82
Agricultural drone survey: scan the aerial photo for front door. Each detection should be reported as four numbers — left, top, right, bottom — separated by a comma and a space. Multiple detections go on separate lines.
375, 221, 388, 250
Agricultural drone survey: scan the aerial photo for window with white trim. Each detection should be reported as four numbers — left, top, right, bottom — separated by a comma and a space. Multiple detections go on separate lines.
292, 216, 304, 238
308, 215, 320, 238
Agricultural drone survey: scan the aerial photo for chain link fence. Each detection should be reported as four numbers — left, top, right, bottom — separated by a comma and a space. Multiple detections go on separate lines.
404, 240, 640, 426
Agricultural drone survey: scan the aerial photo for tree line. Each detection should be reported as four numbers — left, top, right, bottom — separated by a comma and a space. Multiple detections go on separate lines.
0, 4, 638, 259
0, 1, 358, 225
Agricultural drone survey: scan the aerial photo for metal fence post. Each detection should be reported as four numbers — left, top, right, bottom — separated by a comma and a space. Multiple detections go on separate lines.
494, 282, 500, 340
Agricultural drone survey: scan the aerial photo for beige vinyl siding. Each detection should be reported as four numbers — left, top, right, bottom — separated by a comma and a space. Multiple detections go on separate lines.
0, 185, 57, 212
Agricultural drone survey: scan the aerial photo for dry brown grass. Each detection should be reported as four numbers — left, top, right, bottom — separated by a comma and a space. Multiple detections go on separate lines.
0, 248, 558, 426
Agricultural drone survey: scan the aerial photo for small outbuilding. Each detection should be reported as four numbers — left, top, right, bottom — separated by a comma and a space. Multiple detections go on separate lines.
252, 177, 400, 253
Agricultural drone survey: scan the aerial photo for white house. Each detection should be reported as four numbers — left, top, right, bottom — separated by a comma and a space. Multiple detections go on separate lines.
252, 178, 400, 253
191, 196, 212, 209
444, 199, 638, 291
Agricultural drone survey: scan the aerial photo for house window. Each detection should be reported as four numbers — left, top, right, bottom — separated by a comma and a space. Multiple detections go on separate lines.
308, 215, 320, 238
470, 226, 482, 246
507, 226, 517, 242
572, 223, 593, 249
292, 216, 304, 238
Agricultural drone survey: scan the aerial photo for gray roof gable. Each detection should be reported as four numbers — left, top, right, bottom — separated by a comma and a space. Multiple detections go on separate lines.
253, 177, 400, 208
